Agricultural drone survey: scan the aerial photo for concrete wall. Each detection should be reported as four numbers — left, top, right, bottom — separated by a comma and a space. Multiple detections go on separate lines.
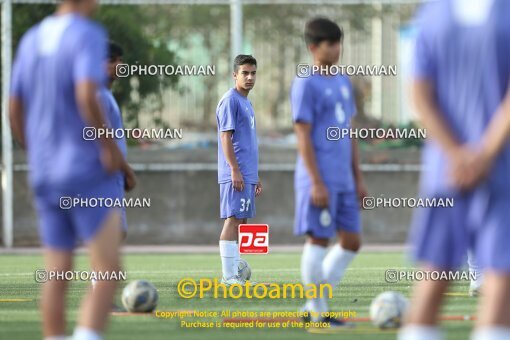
2, 166, 419, 246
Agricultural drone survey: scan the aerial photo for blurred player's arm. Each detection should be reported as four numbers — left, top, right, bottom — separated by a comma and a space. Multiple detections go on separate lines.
76, 81, 126, 173
412, 78, 510, 189
350, 125, 367, 201
412, 79, 460, 155
124, 164, 137, 192
294, 122, 328, 207
220, 131, 244, 191
255, 179, 262, 197
9, 98, 25, 148
479, 88, 510, 163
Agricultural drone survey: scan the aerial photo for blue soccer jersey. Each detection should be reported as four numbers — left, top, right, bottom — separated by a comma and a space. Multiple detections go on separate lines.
290, 73, 357, 191
216, 88, 259, 185
98, 87, 127, 158
10, 13, 111, 194
413, 0, 510, 196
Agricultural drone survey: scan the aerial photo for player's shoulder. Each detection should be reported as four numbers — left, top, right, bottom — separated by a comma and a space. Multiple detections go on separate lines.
291, 75, 318, 95
414, 0, 447, 31
338, 74, 354, 91
218, 88, 241, 108
16, 24, 40, 55
68, 15, 107, 40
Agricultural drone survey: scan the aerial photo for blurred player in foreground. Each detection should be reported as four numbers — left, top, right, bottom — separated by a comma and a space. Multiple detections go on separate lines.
92, 41, 137, 311
399, 1, 510, 339
97, 41, 136, 236
216, 55, 262, 285
9, 0, 129, 339
290, 17, 367, 329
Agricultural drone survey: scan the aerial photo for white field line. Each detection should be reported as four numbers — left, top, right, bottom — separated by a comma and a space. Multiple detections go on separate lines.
0, 267, 414, 277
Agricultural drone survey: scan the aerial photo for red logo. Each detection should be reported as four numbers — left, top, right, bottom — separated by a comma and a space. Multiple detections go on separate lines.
238, 224, 269, 254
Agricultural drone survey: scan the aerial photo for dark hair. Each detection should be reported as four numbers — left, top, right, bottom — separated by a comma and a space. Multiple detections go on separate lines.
304, 17, 343, 45
233, 54, 257, 72
108, 41, 123, 61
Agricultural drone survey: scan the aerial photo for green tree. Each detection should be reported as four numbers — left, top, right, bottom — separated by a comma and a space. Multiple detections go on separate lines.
9, 5, 178, 130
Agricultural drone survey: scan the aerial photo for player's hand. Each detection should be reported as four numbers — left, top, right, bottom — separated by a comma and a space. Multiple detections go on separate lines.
448, 146, 492, 190
255, 180, 263, 197
311, 182, 329, 208
231, 168, 244, 191
100, 140, 124, 174
124, 164, 137, 192
356, 180, 368, 203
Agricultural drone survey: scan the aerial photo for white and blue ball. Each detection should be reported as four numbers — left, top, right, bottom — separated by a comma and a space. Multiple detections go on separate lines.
370, 291, 408, 329
238, 258, 251, 281
122, 280, 159, 313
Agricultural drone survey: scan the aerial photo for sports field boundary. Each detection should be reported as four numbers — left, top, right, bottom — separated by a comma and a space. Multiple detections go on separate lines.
0, 244, 407, 255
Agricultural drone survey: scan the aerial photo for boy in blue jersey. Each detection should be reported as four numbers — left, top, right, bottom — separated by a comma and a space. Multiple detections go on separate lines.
9, 1, 130, 339
92, 42, 136, 312
291, 17, 367, 329
98, 41, 137, 233
399, 1, 510, 339
217, 55, 262, 285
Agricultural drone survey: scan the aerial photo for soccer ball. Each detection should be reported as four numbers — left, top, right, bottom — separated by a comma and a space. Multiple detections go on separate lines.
238, 258, 251, 281
370, 291, 408, 329
121, 280, 158, 313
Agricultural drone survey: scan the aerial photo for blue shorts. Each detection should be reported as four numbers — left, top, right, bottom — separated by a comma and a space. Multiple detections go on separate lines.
219, 182, 256, 219
410, 189, 510, 271
34, 178, 122, 251
294, 187, 361, 238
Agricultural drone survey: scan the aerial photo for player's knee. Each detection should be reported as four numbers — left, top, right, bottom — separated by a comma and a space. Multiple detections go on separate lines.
225, 217, 243, 229
308, 236, 329, 248
340, 237, 361, 252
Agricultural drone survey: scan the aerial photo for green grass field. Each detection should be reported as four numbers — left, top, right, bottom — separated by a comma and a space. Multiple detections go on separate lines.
0, 252, 477, 339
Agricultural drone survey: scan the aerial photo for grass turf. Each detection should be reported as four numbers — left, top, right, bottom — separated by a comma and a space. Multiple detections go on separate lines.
0, 252, 477, 339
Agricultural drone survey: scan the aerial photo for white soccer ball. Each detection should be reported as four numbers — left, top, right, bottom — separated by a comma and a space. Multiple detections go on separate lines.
370, 291, 408, 329
238, 258, 251, 281
122, 280, 158, 313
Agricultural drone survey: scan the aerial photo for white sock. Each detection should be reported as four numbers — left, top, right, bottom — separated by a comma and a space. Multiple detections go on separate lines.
323, 245, 357, 289
398, 325, 443, 340
72, 327, 102, 340
301, 243, 328, 320
467, 251, 483, 290
44, 336, 67, 340
471, 327, 510, 340
220, 240, 237, 279
235, 242, 241, 273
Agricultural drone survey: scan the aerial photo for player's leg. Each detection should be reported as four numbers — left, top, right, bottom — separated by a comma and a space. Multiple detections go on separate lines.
91, 205, 127, 313
219, 216, 244, 281
234, 217, 248, 276
322, 192, 361, 303
321, 230, 359, 303
294, 186, 335, 321
219, 183, 255, 283
35, 194, 76, 339
398, 270, 449, 340
467, 250, 483, 297
471, 195, 510, 339
472, 272, 510, 339
73, 209, 122, 339
399, 197, 468, 340
302, 236, 329, 321
41, 249, 73, 338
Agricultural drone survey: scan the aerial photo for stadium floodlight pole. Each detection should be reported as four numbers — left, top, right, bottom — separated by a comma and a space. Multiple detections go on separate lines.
230, 0, 243, 63
1, 0, 13, 248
